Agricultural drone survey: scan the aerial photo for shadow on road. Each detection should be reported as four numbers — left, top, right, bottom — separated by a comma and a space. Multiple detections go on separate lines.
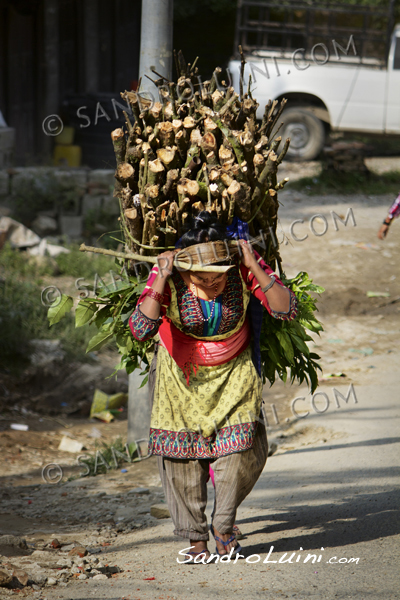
239, 487, 400, 553
281, 437, 400, 455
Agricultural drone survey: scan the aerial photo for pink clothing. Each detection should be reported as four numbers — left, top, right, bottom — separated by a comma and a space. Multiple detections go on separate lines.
388, 192, 400, 221
158, 318, 251, 383
209, 465, 215, 486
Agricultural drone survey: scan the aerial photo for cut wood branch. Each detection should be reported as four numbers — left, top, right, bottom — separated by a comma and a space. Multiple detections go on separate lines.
111, 129, 126, 165
147, 158, 165, 186
157, 146, 180, 170
158, 121, 175, 147
115, 162, 135, 189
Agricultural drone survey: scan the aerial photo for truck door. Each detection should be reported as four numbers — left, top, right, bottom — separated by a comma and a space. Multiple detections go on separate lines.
337, 65, 387, 133
385, 31, 400, 133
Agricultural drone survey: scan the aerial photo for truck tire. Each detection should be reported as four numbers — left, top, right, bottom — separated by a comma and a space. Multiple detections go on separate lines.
279, 107, 325, 161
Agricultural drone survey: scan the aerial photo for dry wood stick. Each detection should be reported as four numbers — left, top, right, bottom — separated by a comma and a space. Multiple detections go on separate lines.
265, 99, 287, 138
111, 129, 126, 165
202, 164, 212, 209
162, 168, 179, 197
123, 111, 133, 134
275, 177, 290, 191
218, 93, 239, 117
115, 162, 136, 190
213, 117, 245, 166
209, 67, 222, 94
277, 138, 291, 165
268, 136, 282, 156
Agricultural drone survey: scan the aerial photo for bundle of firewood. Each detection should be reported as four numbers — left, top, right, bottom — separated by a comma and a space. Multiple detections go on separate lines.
110, 51, 290, 268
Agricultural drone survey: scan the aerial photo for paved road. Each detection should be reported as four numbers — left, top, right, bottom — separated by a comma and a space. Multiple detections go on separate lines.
45, 192, 400, 600
46, 367, 400, 600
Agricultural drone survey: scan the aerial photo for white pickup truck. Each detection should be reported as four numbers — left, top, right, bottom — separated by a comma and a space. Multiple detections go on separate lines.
228, 25, 400, 160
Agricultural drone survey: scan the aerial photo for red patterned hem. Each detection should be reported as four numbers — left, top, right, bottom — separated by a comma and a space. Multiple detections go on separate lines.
148, 422, 258, 459
270, 290, 298, 321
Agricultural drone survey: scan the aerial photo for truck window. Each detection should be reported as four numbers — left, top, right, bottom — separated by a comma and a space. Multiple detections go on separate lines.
394, 37, 400, 70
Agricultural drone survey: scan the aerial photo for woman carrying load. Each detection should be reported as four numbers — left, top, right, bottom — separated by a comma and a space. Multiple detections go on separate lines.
129, 211, 297, 561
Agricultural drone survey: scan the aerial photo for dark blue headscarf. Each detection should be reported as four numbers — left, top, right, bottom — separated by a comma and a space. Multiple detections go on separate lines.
226, 217, 263, 377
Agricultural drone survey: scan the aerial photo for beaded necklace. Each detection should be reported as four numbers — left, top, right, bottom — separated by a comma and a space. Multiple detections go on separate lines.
191, 282, 219, 322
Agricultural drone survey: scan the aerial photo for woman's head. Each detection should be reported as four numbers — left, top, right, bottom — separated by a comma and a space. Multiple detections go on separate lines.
176, 211, 228, 249
175, 211, 233, 280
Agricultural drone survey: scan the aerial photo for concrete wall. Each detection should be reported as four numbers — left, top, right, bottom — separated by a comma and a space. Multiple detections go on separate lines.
0, 167, 118, 237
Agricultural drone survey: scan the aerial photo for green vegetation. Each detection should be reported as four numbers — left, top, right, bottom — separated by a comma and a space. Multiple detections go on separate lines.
0, 273, 97, 368
261, 271, 324, 393
0, 243, 116, 370
290, 170, 400, 196
0, 241, 115, 279
47, 260, 152, 379
54, 245, 115, 278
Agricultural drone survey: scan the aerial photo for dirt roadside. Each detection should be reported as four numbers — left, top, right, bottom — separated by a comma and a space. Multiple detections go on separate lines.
0, 186, 399, 599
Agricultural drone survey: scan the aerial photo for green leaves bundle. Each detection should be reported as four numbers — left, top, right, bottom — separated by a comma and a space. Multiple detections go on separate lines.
261, 272, 324, 393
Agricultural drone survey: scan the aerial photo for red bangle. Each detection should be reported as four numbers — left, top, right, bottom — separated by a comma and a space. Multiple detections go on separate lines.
147, 289, 164, 304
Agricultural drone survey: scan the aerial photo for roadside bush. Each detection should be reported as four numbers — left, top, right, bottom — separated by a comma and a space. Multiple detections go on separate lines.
0, 275, 96, 368
55, 245, 115, 279
0, 243, 115, 370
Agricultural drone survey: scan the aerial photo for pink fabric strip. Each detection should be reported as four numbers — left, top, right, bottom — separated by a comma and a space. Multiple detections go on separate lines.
209, 465, 215, 487
159, 318, 251, 368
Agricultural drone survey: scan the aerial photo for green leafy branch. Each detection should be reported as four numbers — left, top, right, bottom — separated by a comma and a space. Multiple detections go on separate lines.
47, 261, 152, 379
260, 271, 324, 393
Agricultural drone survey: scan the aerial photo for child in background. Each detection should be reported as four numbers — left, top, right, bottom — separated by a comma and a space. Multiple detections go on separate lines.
378, 192, 400, 239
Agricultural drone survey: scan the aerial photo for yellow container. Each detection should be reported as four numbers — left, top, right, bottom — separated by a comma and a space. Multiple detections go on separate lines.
56, 126, 75, 145
53, 144, 82, 167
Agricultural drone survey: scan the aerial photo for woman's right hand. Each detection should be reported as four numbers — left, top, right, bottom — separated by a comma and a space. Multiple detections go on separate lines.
156, 250, 177, 280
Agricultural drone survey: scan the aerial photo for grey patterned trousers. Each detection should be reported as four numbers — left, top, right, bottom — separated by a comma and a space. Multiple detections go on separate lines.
149, 343, 268, 541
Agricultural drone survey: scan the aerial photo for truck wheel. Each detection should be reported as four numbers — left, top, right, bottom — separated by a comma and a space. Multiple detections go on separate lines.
279, 107, 325, 161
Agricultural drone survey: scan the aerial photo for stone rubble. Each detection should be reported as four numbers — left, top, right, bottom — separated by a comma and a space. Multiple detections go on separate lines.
0, 541, 122, 592
0, 481, 167, 593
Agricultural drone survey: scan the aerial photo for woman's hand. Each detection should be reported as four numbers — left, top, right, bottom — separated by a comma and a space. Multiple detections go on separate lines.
139, 250, 176, 321
239, 240, 290, 313
239, 239, 258, 270
156, 250, 177, 280
378, 223, 389, 240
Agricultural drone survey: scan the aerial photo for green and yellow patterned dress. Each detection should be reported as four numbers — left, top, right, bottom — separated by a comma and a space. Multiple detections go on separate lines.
129, 256, 297, 459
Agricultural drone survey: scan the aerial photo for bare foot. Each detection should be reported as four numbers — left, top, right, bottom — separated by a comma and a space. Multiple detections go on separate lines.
212, 526, 238, 555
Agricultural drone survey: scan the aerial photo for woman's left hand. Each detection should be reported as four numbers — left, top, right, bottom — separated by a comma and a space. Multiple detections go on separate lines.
239, 239, 257, 270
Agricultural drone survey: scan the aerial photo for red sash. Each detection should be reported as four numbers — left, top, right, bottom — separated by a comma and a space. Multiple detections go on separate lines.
158, 318, 251, 385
